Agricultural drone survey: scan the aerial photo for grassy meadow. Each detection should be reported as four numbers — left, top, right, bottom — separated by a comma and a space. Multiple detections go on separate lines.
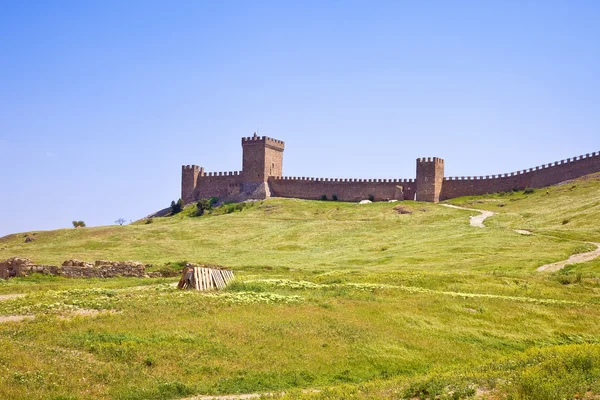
0, 173, 600, 399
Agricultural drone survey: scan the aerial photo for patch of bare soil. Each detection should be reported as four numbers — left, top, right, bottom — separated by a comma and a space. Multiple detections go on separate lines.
537, 243, 600, 272
0, 315, 34, 323
514, 229, 533, 235
440, 204, 495, 228
186, 390, 320, 400
58, 309, 120, 320
0, 293, 26, 301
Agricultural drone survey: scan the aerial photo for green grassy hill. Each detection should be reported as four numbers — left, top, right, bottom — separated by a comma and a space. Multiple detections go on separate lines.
0, 173, 599, 399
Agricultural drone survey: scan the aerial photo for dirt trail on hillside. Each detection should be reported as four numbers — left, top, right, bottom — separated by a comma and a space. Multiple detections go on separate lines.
440, 204, 495, 228
0, 294, 25, 301
441, 204, 600, 272
537, 243, 600, 272
185, 389, 320, 400
0, 315, 33, 323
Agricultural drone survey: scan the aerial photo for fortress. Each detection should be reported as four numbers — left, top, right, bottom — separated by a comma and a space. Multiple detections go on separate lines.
182, 133, 600, 204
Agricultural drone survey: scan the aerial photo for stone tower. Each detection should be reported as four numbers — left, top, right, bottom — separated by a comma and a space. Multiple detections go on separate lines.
415, 157, 444, 203
241, 133, 285, 182
181, 165, 203, 205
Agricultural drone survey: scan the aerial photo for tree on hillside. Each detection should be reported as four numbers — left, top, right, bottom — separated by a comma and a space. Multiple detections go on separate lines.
170, 198, 184, 215
196, 198, 212, 216
115, 218, 126, 226
72, 221, 86, 228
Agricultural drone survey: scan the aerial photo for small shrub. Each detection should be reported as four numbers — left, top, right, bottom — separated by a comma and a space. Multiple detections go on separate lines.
170, 199, 183, 214
195, 199, 212, 216
143, 356, 154, 367
556, 272, 582, 285
72, 221, 86, 228
225, 281, 266, 293
321, 194, 328, 201
368, 194, 374, 202
394, 205, 412, 214
523, 187, 535, 194
145, 218, 153, 224
332, 194, 338, 201
562, 218, 570, 225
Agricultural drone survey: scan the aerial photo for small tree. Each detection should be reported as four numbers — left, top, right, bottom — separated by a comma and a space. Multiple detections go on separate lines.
72, 221, 86, 228
115, 218, 126, 226
196, 198, 212, 216
170, 199, 183, 214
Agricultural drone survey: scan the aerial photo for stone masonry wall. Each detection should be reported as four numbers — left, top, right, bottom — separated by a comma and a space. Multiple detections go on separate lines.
193, 172, 244, 200
269, 176, 410, 202
183, 134, 600, 204
416, 157, 445, 202
0, 258, 149, 279
440, 151, 600, 200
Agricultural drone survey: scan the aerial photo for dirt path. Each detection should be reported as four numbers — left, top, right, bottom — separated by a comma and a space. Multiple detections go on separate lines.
0, 293, 26, 301
185, 390, 320, 400
0, 315, 33, 323
515, 229, 533, 235
442, 204, 600, 272
441, 204, 495, 228
537, 242, 600, 272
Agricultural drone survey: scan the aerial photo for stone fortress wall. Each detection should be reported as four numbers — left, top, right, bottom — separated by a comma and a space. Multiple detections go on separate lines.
439, 152, 600, 200
182, 133, 600, 204
268, 176, 412, 202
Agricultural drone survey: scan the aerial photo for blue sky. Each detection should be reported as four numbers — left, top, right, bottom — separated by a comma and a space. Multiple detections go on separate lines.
1, 1, 599, 236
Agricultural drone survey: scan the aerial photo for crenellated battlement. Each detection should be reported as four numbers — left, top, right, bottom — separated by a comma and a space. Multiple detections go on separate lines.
182, 132, 600, 204
272, 176, 413, 184
443, 151, 600, 182
241, 134, 285, 150
200, 171, 242, 177
417, 157, 444, 164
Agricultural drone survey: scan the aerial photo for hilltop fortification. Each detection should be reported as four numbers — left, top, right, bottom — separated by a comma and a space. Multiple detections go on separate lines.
182, 133, 600, 204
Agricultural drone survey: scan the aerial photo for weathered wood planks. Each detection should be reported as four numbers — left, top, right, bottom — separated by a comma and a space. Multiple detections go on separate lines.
178, 267, 235, 291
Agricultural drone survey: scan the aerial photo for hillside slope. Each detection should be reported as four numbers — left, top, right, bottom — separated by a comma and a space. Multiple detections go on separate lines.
2, 173, 600, 274
0, 174, 599, 400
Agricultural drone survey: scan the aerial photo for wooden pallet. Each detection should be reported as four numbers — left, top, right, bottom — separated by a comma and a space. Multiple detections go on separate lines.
177, 267, 235, 291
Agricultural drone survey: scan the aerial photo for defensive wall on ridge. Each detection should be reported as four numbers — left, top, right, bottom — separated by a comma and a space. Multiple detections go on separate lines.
182, 133, 600, 204
439, 151, 600, 200
268, 176, 412, 202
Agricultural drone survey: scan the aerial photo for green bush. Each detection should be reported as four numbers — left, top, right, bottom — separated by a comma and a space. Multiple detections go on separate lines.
170, 199, 183, 215
72, 221, 86, 228
368, 194, 374, 202
145, 218, 153, 224
195, 198, 212, 216
332, 194, 338, 201
321, 194, 328, 201
524, 188, 535, 194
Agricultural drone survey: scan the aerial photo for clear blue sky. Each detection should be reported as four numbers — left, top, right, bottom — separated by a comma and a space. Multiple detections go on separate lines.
1, 1, 599, 237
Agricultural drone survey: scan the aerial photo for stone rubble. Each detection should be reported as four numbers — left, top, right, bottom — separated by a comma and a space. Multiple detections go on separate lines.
0, 257, 154, 279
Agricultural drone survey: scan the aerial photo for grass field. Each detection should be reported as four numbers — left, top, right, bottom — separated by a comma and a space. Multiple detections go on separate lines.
0, 173, 599, 399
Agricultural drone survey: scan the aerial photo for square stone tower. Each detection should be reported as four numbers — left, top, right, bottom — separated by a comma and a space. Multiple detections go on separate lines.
415, 157, 444, 203
241, 133, 285, 182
